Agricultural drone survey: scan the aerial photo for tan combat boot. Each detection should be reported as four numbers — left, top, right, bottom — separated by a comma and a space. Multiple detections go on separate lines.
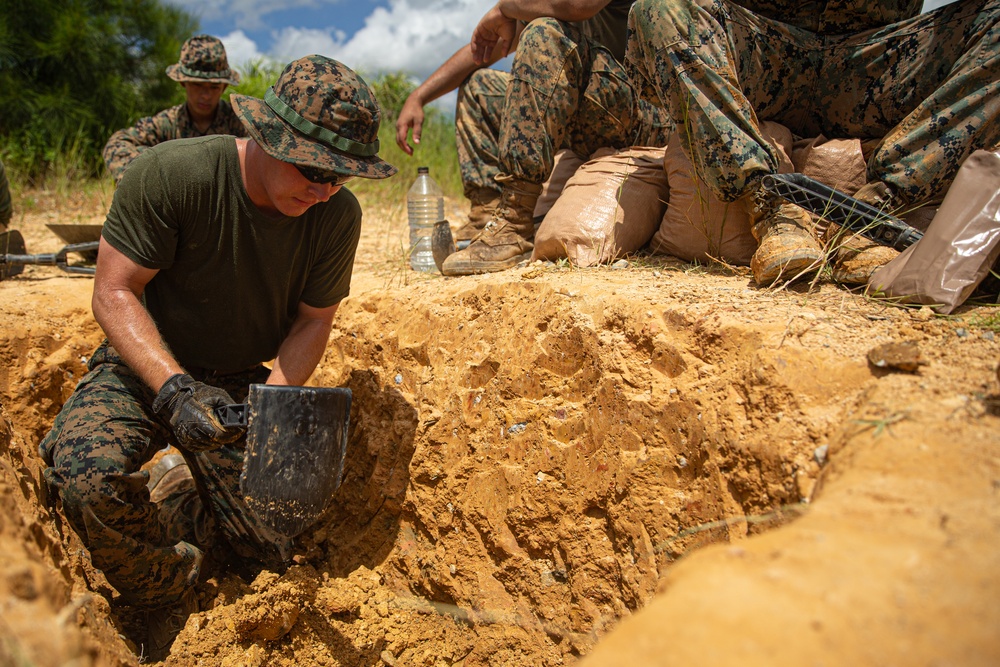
453, 187, 501, 248
441, 175, 541, 276
826, 181, 901, 285
148, 454, 193, 503
748, 190, 825, 286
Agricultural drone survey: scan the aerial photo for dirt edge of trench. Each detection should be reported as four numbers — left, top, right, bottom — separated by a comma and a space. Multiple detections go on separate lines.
1, 271, 999, 666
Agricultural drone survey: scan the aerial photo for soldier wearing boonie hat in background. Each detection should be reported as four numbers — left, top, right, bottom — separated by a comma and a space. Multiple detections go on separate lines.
102, 34, 246, 183
39, 55, 396, 659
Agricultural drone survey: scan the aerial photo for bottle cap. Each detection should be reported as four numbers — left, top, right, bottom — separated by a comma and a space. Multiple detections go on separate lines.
418, 166, 429, 174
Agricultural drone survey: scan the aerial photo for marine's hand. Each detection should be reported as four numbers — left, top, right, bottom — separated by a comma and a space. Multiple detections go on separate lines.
471, 4, 516, 65
396, 94, 425, 156
153, 373, 244, 451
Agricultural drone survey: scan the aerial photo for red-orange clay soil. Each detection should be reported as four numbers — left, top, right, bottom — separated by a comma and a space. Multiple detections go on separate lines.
1, 187, 998, 666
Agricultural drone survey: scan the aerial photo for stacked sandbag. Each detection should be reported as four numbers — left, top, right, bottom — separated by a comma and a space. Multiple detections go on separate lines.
533, 149, 586, 220
531, 146, 669, 267
649, 121, 793, 265
792, 135, 868, 195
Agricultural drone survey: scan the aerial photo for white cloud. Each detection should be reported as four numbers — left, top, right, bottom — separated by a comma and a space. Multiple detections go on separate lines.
327, 0, 489, 79
921, 0, 960, 11
220, 30, 269, 70
169, 0, 489, 74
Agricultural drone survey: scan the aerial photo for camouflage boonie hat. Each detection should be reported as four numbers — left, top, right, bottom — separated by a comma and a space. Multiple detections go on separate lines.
230, 55, 397, 180
166, 35, 240, 86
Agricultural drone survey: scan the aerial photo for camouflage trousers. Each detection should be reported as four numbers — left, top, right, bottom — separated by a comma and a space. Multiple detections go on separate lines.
456, 17, 672, 199
626, 0, 1000, 204
38, 341, 288, 608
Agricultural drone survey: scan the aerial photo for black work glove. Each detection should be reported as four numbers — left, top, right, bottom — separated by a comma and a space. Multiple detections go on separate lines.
153, 373, 245, 451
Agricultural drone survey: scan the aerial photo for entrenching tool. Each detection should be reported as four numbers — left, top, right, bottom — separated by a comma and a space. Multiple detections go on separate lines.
215, 384, 352, 538
431, 219, 456, 272
761, 173, 924, 251
1, 229, 99, 280
46, 223, 103, 262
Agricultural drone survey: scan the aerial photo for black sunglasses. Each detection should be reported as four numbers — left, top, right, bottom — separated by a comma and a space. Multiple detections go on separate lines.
296, 164, 354, 186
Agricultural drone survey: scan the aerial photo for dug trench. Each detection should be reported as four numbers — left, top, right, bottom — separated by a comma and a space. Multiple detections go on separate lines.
1, 266, 999, 666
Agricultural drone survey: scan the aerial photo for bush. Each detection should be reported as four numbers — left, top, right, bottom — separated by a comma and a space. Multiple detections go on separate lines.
0, 0, 195, 183
352, 72, 462, 202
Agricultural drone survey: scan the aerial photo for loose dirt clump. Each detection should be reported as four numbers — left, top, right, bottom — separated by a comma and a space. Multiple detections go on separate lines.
1, 190, 998, 666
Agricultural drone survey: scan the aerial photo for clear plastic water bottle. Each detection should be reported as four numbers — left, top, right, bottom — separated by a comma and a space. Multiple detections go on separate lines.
407, 166, 444, 272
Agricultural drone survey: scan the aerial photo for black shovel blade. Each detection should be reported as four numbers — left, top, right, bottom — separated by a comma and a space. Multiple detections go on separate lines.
239, 384, 351, 537
1, 230, 26, 280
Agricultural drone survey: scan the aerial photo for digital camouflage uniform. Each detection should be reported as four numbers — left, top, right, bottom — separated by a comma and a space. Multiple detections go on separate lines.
102, 102, 246, 183
39, 344, 280, 607
456, 2, 673, 199
625, 0, 1000, 205
0, 158, 11, 231
39, 56, 395, 611
102, 34, 245, 184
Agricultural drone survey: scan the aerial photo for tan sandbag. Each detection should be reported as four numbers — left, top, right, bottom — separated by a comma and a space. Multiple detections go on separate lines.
760, 120, 795, 174
531, 147, 668, 267
647, 122, 797, 266
533, 150, 586, 219
867, 149, 1000, 315
791, 135, 867, 195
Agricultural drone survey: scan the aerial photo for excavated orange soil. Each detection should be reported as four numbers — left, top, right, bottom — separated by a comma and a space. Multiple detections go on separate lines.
1, 187, 998, 666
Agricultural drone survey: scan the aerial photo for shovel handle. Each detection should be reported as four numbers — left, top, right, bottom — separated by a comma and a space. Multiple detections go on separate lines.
215, 403, 248, 427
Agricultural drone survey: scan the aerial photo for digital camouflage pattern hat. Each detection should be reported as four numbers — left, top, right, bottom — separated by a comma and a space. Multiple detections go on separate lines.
166, 35, 240, 86
230, 55, 397, 180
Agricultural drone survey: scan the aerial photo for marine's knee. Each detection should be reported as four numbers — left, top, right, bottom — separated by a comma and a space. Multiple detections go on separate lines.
520, 16, 568, 39
460, 69, 494, 100
630, 0, 709, 43
45, 452, 143, 536
46, 463, 113, 520
515, 17, 579, 60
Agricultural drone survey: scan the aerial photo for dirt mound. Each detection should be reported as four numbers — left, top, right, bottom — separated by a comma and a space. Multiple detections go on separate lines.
1, 193, 999, 666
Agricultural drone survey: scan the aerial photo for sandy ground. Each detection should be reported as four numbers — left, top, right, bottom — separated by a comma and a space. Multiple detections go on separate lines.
1, 185, 998, 666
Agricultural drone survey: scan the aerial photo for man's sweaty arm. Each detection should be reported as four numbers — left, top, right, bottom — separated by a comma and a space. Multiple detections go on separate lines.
91, 237, 184, 393
267, 301, 340, 386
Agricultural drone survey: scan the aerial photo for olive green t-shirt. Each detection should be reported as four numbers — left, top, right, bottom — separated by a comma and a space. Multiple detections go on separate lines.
103, 135, 362, 372
580, 0, 635, 62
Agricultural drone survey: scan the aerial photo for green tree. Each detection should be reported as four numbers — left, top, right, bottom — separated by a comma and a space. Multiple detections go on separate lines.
0, 0, 196, 181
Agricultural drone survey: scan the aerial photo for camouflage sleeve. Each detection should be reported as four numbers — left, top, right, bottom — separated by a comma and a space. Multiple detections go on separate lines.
102, 107, 181, 184
0, 158, 11, 230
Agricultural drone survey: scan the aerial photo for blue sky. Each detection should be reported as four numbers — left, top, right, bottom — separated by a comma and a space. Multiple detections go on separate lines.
164, 0, 495, 82
164, 0, 957, 84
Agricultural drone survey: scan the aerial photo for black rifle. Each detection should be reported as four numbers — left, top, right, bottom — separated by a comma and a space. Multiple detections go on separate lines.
760, 173, 923, 251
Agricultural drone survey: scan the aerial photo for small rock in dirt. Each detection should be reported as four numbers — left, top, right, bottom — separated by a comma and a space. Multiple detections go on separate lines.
955, 328, 968, 338
394, 373, 403, 384
911, 306, 934, 322
381, 650, 398, 666
611, 259, 629, 269
247, 601, 299, 642
983, 331, 995, 341
813, 445, 829, 466
867, 341, 925, 373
